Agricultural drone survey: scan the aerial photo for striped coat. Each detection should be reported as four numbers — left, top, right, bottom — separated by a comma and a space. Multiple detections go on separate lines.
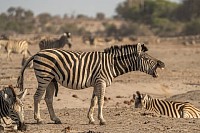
0, 86, 27, 131
134, 91, 200, 118
39, 32, 72, 50
17, 43, 165, 125
0, 39, 31, 60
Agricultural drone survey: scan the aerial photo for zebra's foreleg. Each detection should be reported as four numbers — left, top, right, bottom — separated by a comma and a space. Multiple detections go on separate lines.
7, 50, 12, 61
87, 93, 97, 124
45, 82, 61, 124
96, 82, 106, 125
34, 86, 46, 124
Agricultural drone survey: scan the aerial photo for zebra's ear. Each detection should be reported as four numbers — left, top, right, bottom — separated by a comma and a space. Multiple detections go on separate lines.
141, 44, 148, 52
133, 94, 136, 99
137, 43, 142, 54
136, 91, 141, 99
17, 89, 27, 100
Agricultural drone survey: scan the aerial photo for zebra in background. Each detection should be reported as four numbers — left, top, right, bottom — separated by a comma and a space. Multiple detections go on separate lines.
0, 85, 27, 132
17, 43, 165, 125
134, 91, 200, 118
0, 37, 32, 61
39, 32, 72, 50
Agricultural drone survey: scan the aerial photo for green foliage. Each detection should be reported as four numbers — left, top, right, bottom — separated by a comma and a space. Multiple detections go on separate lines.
115, 0, 200, 36
175, 0, 200, 21
151, 18, 181, 36
104, 23, 117, 36
183, 19, 200, 35
116, 0, 178, 23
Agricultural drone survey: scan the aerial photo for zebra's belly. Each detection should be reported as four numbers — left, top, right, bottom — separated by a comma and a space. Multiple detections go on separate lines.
57, 78, 93, 90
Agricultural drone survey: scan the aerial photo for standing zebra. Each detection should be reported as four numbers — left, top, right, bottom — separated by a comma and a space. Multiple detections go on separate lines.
0, 38, 32, 61
39, 32, 72, 50
17, 43, 165, 125
134, 91, 200, 118
0, 85, 27, 132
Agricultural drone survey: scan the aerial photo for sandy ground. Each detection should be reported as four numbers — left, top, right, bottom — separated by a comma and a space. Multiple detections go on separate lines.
0, 37, 200, 133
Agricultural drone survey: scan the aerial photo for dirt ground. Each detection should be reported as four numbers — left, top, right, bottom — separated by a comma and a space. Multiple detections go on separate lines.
0, 36, 200, 133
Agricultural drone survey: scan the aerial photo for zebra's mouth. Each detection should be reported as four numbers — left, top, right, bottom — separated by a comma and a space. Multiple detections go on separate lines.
153, 67, 164, 78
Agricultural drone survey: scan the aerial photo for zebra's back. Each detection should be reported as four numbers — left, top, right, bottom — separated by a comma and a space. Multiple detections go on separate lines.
39, 39, 61, 50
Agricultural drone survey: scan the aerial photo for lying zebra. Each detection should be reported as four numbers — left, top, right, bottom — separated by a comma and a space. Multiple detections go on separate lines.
0, 37, 32, 61
17, 43, 165, 125
134, 91, 200, 118
0, 85, 27, 132
39, 32, 72, 50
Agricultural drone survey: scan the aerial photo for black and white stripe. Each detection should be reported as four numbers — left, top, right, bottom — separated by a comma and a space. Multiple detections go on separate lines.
17, 43, 165, 125
39, 32, 72, 50
0, 38, 31, 61
0, 86, 27, 131
134, 91, 200, 118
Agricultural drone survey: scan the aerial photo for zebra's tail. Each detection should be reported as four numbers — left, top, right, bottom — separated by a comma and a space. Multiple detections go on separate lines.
17, 55, 34, 91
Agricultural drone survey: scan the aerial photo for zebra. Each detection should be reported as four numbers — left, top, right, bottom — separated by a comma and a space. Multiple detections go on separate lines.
134, 91, 200, 118
0, 85, 27, 132
39, 32, 72, 50
17, 43, 165, 125
0, 38, 32, 61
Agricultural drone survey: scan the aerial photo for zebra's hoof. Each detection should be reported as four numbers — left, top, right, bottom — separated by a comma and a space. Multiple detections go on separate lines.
89, 121, 95, 125
100, 121, 106, 125
18, 123, 27, 131
55, 120, 62, 124
37, 120, 44, 124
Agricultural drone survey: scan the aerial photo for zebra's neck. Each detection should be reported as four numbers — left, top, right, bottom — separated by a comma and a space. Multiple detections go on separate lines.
112, 53, 139, 77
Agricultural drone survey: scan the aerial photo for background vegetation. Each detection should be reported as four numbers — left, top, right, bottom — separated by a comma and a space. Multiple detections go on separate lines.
0, 0, 200, 37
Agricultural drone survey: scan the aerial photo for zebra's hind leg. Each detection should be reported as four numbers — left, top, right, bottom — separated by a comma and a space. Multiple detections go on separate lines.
45, 81, 61, 124
87, 93, 97, 124
34, 86, 46, 124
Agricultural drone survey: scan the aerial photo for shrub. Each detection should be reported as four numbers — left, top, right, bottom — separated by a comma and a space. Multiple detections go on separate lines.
182, 19, 200, 35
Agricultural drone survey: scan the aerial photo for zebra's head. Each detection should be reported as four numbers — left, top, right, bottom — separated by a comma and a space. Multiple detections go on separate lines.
133, 91, 143, 108
134, 91, 152, 109
62, 32, 72, 48
138, 52, 165, 78
1, 85, 27, 131
105, 43, 164, 77
0, 34, 9, 40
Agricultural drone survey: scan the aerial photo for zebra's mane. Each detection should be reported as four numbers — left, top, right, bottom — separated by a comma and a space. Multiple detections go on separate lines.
104, 44, 148, 55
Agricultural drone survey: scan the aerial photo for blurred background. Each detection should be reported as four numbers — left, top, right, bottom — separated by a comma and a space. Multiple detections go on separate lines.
0, 0, 199, 37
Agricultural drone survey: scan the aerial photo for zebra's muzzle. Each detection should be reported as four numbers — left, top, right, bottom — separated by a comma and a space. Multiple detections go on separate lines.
153, 60, 165, 78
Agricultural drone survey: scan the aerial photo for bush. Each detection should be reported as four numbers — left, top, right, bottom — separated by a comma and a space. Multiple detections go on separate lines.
182, 19, 200, 35
151, 18, 180, 36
